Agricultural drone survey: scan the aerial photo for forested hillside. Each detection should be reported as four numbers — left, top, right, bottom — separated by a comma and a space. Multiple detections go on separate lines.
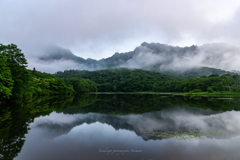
153, 74, 240, 92
54, 69, 240, 93
54, 68, 175, 92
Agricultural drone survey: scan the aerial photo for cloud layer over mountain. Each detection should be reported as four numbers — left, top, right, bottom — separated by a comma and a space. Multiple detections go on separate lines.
31, 42, 240, 74
1, 0, 240, 60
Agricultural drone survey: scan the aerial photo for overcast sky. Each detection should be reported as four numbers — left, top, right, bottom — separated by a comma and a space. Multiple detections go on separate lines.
1, 0, 240, 60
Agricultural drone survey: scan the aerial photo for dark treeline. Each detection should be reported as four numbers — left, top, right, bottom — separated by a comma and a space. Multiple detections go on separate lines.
153, 74, 240, 93
0, 44, 97, 102
54, 69, 240, 93
58, 94, 240, 115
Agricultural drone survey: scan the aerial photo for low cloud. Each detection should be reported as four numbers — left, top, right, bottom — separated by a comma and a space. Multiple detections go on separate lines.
121, 46, 167, 69
120, 43, 240, 72
27, 58, 82, 73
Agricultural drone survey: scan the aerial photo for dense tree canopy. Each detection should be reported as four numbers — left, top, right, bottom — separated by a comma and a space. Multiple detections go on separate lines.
54, 68, 175, 92
152, 75, 239, 93
0, 53, 14, 99
0, 44, 32, 99
54, 68, 240, 93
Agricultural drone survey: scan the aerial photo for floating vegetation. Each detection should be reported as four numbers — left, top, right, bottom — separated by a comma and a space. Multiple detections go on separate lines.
139, 129, 232, 141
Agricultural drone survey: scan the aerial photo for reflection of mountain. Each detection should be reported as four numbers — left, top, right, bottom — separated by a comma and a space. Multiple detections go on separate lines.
45, 94, 240, 141
34, 106, 238, 142
39, 43, 240, 77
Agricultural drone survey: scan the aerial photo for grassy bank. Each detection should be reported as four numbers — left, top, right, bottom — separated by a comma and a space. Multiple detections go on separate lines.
108, 91, 240, 97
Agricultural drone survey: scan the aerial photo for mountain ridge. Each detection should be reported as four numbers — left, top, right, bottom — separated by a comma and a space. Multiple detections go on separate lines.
39, 42, 240, 77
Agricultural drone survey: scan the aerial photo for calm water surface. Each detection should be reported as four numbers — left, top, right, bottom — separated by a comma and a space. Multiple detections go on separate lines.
1, 94, 240, 160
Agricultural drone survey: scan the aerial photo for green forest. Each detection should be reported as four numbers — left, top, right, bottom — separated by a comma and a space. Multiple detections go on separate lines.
54, 69, 240, 93
54, 68, 174, 92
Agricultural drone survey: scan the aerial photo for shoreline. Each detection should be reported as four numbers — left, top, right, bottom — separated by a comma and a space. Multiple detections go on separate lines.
87, 91, 240, 97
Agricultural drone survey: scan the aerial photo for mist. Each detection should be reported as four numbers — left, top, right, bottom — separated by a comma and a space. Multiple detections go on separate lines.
27, 58, 80, 73
119, 43, 240, 72
32, 107, 240, 139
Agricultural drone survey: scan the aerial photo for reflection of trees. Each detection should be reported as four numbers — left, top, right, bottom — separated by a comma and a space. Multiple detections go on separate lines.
0, 106, 30, 160
57, 94, 97, 114
0, 96, 73, 160
59, 94, 240, 115
71, 94, 97, 107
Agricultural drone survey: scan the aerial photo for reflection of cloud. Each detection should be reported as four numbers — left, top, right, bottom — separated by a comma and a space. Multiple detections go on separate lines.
21, 109, 240, 160
56, 122, 135, 142
31, 112, 98, 127
124, 109, 240, 136
32, 108, 240, 138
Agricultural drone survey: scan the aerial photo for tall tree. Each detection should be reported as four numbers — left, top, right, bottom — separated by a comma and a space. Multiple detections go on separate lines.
0, 44, 32, 99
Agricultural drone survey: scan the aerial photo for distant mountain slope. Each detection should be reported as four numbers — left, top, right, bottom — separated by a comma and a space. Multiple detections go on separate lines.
39, 42, 240, 77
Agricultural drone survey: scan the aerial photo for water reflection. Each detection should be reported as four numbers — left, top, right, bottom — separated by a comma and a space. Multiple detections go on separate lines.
30, 107, 240, 140
16, 110, 240, 160
60, 94, 240, 114
0, 96, 73, 160
1, 94, 240, 160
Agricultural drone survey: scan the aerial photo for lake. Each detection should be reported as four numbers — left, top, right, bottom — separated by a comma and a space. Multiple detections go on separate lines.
1, 94, 240, 160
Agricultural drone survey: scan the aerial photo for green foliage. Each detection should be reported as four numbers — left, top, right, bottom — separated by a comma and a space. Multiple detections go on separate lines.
67, 78, 97, 93
0, 44, 31, 99
209, 74, 220, 77
31, 76, 74, 96
216, 82, 224, 91
207, 87, 214, 93
153, 75, 236, 93
190, 89, 202, 93
53, 68, 240, 93
54, 68, 175, 92
183, 87, 188, 92
0, 53, 14, 99
231, 84, 240, 92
